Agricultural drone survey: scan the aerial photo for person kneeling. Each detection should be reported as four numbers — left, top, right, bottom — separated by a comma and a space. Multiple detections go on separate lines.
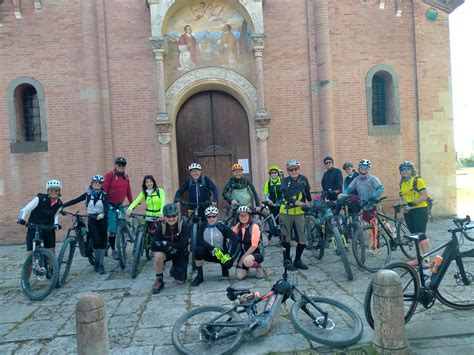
233, 206, 266, 280
192, 206, 239, 287
150, 203, 189, 294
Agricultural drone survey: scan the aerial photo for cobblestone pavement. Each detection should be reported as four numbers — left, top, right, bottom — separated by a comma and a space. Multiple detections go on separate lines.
1, 218, 473, 354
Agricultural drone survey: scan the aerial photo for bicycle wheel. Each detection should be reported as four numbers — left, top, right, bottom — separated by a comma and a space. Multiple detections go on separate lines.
461, 228, 474, 242
396, 222, 416, 259
305, 215, 324, 259
57, 237, 76, 287
116, 227, 127, 269
436, 252, 474, 309
364, 262, 420, 329
290, 296, 363, 347
332, 227, 353, 280
352, 224, 391, 272
172, 306, 245, 355
21, 248, 59, 301
131, 230, 145, 279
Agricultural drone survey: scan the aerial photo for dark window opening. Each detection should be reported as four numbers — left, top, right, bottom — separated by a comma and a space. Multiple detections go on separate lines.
371, 71, 394, 126
22, 86, 41, 141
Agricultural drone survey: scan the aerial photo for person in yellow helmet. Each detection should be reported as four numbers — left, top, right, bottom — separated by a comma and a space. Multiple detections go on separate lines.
263, 165, 283, 228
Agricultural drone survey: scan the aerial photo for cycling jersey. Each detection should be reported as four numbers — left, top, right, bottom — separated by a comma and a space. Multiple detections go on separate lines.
232, 222, 260, 251
151, 219, 189, 254
346, 174, 384, 209
280, 175, 311, 215
129, 188, 166, 218
63, 188, 109, 215
264, 177, 282, 203
175, 176, 218, 205
103, 170, 133, 205
197, 221, 238, 254
400, 176, 428, 208
321, 167, 343, 201
19, 193, 63, 225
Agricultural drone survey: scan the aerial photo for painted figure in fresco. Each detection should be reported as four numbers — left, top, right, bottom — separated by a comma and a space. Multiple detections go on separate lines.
206, 3, 225, 22
191, 2, 207, 21
177, 25, 199, 70
217, 24, 238, 66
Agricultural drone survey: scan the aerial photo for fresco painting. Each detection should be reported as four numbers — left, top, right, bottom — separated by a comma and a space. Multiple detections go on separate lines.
164, 1, 255, 86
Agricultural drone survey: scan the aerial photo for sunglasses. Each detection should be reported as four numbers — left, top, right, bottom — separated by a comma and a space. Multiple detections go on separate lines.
359, 165, 369, 169
116, 163, 126, 167
400, 167, 411, 172
165, 214, 178, 218
288, 168, 299, 172
324, 161, 333, 165
206, 215, 218, 219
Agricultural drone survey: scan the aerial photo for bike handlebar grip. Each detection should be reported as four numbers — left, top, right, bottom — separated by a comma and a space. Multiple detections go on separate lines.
17, 219, 26, 225
76, 292, 110, 355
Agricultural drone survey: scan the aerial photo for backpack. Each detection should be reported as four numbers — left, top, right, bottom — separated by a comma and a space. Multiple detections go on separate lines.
161, 219, 184, 238
188, 176, 209, 191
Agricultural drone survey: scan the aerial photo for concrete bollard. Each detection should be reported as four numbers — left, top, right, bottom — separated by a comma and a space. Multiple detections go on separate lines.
372, 270, 410, 354
76, 292, 110, 355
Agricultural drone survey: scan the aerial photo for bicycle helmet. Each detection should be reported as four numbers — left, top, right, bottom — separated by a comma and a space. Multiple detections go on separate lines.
46, 179, 62, 190
399, 161, 415, 170
163, 203, 179, 217
205, 206, 219, 216
232, 163, 243, 171
342, 162, 353, 170
268, 165, 281, 174
359, 159, 371, 169
188, 162, 202, 171
237, 206, 252, 214
323, 156, 334, 163
92, 175, 104, 183
115, 156, 127, 165
286, 159, 300, 168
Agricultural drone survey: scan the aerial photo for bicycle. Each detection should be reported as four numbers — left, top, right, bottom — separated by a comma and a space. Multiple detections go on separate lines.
364, 216, 474, 329
56, 211, 96, 287
113, 205, 137, 270
172, 254, 363, 354
303, 199, 353, 280
130, 212, 162, 279
20, 223, 60, 301
352, 198, 417, 272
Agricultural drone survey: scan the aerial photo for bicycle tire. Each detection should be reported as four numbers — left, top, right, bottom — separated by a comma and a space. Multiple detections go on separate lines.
57, 237, 76, 287
131, 230, 145, 279
305, 215, 324, 260
436, 253, 474, 309
352, 225, 391, 272
116, 227, 127, 269
290, 296, 363, 347
333, 227, 353, 280
397, 222, 417, 259
21, 248, 59, 301
172, 305, 244, 355
364, 262, 420, 329
461, 228, 474, 242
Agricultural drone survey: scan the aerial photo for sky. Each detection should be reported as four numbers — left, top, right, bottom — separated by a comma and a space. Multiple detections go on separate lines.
450, 0, 474, 158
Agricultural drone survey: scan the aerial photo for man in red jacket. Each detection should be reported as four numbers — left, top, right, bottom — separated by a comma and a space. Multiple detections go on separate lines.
103, 157, 133, 260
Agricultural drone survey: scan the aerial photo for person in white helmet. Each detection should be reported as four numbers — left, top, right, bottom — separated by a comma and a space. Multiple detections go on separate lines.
18, 179, 64, 255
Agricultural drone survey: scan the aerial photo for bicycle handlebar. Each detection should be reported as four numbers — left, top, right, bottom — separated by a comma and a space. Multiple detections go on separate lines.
25, 222, 56, 231
61, 210, 89, 218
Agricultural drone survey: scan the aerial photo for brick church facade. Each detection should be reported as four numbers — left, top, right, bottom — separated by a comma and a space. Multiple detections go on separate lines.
0, 0, 463, 241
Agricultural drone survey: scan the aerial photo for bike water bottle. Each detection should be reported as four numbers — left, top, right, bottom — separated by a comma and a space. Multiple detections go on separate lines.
430, 255, 443, 273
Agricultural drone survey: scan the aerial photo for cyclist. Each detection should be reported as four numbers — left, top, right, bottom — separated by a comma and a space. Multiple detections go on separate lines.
399, 161, 433, 265
62, 175, 109, 274
222, 163, 260, 209
280, 159, 312, 270
174, 163, 219, 221
339, 159, 384, 223
150, 203, 189, 294
233, 206, 266, 280
321, 156, 343, 201
191, 206, 238, 287
103, 157, 133, 260
342, 162, 359, 193
18, 179, 64, 256
263, 165, 283, 219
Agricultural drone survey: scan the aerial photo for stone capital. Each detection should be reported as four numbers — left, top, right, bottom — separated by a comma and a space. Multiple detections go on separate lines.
256, 108, 270, 126
249, 34, 266, 57
256, 127, 269, 142
158, 132, 172, 145
150, 37, 167, 60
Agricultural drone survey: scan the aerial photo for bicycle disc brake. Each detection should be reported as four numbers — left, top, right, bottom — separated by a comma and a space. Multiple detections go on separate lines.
316, 316, 335, 330
455, 271, 473, 286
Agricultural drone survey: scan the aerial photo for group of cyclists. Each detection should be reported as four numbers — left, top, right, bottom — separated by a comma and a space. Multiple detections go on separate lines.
18, 155, 433, 295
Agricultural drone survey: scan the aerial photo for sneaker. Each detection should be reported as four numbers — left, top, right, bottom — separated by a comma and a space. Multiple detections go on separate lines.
256, 267, 267, 279
284, 258, 296, 271
293, 260, 309, 270
221, 268, 229, 278
191, 275, 203, 287
98, 265, 106, 275
152, 279, 164, 294
94, 263, 100, 273
112, 250, 119, 260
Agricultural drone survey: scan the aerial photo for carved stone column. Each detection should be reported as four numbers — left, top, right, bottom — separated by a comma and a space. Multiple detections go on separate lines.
250, 34, 269, 125
150, 37, 169, 122
256, 127, 269, 196
158, 131, 173, 199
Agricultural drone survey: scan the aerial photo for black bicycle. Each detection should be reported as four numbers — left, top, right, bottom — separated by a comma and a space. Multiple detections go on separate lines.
57, 211, 96, 287
130, 213, 161, 279
113, 205, 137, 270
172, 254, 363, 354
20, 223, 59, 301
364, 216, 474, 329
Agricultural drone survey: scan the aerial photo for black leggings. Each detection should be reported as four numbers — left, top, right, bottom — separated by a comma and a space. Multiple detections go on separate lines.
404, 207, 428, 241
88, 218, 108, 249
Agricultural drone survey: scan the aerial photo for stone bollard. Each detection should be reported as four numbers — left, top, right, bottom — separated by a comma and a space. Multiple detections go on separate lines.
76, 292, 110, 355
372, 270, 410, 354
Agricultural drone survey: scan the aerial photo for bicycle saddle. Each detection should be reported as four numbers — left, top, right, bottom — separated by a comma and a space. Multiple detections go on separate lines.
226, 287, 251, 301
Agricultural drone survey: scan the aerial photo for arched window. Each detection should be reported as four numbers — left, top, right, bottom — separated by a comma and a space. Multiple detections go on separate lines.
366, 65, 400, 135
7, 77, 48, 153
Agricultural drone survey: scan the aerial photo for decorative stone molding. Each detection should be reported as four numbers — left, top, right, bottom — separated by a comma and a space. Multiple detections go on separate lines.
422, 0, 464, 14
34, 1, 42, 10
256, 127, 269, 142
158, 132, 172, 145
250, 34, 266, 57
150, 37, 167, 60
256, 108, 269, 126
13, 0, 21, 19
379, 0, 385, 10
156, 112, 169, 122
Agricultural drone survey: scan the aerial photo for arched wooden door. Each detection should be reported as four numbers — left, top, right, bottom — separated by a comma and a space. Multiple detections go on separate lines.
176, 91, 251, 207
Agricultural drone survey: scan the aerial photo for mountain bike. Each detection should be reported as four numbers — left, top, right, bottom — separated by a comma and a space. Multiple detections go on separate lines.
113, 205, 137, 270
303, 199, 353, 280
20, 223, 59, 301
130, 212, 162, 279
364, 216, 474, 329
56, 211, 96, 287
172, 255, 363, 354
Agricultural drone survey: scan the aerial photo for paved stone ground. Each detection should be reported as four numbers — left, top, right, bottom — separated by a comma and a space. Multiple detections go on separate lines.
0, 218, 473, 354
